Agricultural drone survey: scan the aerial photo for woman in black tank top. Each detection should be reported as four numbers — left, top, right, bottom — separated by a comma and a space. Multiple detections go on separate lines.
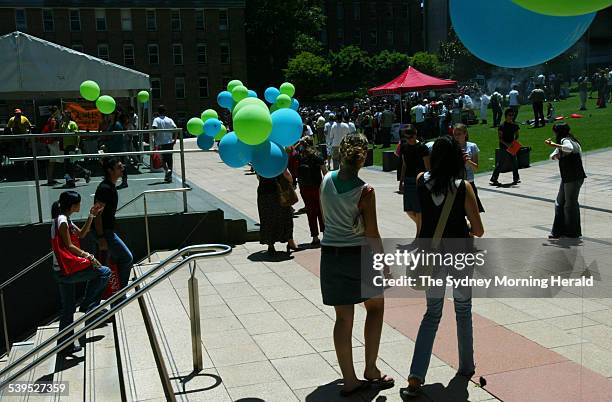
403, 136, 484, 398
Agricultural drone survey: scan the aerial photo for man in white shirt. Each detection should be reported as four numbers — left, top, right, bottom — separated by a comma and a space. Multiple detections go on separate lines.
151, 105, 177, 183
480, 93, 490, 124
411, 101, 426, 138
508, 86, 520, 122
327, 114, 350, 170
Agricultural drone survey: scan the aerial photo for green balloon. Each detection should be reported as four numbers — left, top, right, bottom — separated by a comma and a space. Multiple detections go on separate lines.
279, 82, 296, 97
227, 79, 243, 93
511, 0, 611, 16
96, 95, 116, 114
215, 125, 227, 140
276, 94, 292, 109
137, 90, 149, 103
232, 85, 249, 103
270, 103, 279, 113
233, 105, 272, 146
232, 97, 268, 118
80, 80, 100, 101
201, 109, 218, 122
187, 117, 204, 136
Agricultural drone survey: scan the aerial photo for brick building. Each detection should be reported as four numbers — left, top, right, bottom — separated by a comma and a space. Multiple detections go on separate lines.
0, 1, 247, 122
321, 0, 424, 54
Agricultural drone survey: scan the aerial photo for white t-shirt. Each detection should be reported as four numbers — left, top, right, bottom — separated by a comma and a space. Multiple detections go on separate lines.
348, 122, 356, 134
51, 214, 78, 272
152, 115, 177, 145
550, 138, 580, 159
508, 90, 519, 106
411, 105, 426, 123
316, 116, 326, 129
328, 122, 350, 147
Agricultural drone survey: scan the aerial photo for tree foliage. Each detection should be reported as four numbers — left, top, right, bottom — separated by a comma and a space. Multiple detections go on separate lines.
409, 51, 448, 77
439, 29, 491, 81
371, 50, 411, 85
329, 46, 372, 90
284, 52, 332, 97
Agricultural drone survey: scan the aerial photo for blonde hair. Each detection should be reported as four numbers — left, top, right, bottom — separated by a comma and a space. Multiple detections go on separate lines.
339, 134, 368, 167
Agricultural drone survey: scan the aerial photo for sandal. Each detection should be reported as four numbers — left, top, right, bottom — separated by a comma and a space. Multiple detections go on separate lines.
339, 380, 370, 397
365, 373, 395, 389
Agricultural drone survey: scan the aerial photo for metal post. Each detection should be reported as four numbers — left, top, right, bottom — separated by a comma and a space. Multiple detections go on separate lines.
178, 128, 188, 213
187, 261, 203, 372
144, 195, 151, 263
30, 136, 43, 223
1, 290, 10, 354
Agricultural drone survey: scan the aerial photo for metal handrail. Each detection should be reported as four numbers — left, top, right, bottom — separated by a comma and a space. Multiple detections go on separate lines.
9, 148, 203, 162
0, 128, 183, 140
0, 243, 232, 394
0, 187, 191, 354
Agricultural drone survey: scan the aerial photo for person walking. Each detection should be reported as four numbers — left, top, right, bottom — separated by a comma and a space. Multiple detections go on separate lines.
51, 191, 110, 353
545, 123, 587, 239
107, 112, 129, 189
490, 109, 520, 186
398, 125, 430, 239
319, 134, 394, 397
452, 124, 484, 212
152, 105, 178, 183
490, 89, 503, 127
479, 93, 490, 125
89, 157, 134, 305
528, 84, 546, 128
296, 137, 327, 245
508, 86, 520, 122
380, 107, 394, 148
61, 110, 91, 188
577, 72, 588, 111
257, 170, 300, 255
328, 114, 350, 170
411, 101, 427, 140
403, 136, 484, 398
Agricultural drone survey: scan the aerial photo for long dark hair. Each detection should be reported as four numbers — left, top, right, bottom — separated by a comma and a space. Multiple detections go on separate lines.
51, 191, 81, 219
427, 136, 465, 196
553, 123, 580, 145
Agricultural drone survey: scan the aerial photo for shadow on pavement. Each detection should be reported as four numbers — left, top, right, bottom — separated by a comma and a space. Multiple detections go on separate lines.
418, 375, 471, 402
248, 250, 294, 263
305, 379, 387, 402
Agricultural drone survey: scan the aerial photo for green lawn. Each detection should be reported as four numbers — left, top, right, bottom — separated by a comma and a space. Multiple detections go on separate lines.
371, 95, 612, 172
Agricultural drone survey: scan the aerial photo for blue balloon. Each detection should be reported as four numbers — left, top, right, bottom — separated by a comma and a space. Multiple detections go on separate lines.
197, 134, 214, 150
203, 118, 222, 136
450, 0, 595, 68
269, 109, 303, 147
290, 98, 300, 111
217, 91, 235, 109
264, 87, 280, 104
247, 90, 258, 98
251, 141, 288, 178
219, 132, 252, 168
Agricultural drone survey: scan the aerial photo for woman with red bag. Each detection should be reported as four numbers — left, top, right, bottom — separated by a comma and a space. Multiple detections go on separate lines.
51, 191, 110, 354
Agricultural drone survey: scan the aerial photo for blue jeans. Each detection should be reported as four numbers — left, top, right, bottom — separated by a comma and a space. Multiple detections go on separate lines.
409, 287, 474, 383
552, 179, 583, 237
88, 231, 133, 303
54, 266, 111, 344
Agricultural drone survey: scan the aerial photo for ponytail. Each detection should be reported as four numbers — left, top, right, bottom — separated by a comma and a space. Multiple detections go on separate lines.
51, 201, 61, 220
51, 191, 82, 220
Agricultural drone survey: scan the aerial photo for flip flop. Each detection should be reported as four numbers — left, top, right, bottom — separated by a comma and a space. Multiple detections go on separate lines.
365, 373, 395, 389
339, 380, 370, 397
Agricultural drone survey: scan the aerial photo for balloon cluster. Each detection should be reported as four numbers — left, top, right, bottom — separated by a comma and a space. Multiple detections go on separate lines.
79, 80, 149, 115
190, 79, 302, 178
186, 109, 228, 151
450, 0, 603, 68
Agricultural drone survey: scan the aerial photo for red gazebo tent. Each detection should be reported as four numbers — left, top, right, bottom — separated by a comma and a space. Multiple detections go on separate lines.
368, 66, 457, 95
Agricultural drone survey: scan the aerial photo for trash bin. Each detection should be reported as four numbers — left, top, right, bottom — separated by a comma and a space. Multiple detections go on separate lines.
364, 148, 373, 167
382, 151, 399, 172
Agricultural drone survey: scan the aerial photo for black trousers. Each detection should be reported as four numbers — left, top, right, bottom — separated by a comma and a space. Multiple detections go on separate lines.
532, 102, 545, 127
492, 106, 502, 127
159, 143, 174, 170
381, 127, 391, 148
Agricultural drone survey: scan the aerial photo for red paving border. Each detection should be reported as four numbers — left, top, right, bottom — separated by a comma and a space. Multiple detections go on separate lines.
293, 248, 612, 401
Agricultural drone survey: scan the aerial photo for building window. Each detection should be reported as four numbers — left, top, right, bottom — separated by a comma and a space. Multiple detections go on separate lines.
353, 2, 360, 21
72, 44, 84, 53
368, 3, 376, 16
95, 9, 107, 31
15, 9, 27, 31
219, 9, 228, 30
402, 1, 410, 18
173, 44, 183, 65
175, 77, 185, 99
151, 78, 161, 99
121, 9, 132, 31
199, 77, 209, 98
195, 10, 205, 30
70, 10, 80, 31
97, 44, 109, 60
337, 29, 345, 46
353, 29, 361, 45
171, 10, 181, 32
148, 44, 159, 64
337, 2, 344, 20
403, 30, 410, 45
385, 2, 393, 17
368, 30, 377, 45
123, 44, 135, 66
146, 10, 157, 31
42, 9, 54, 32
220, 43, 230, 64
197, 44, 207, 64
386, 30, 394, 45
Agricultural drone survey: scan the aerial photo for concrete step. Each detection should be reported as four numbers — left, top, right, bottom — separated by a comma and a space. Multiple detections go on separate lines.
45, 320, 85, 402
23, 324, 59, 402
0, 341, 35, 401
84, 317, 123, 402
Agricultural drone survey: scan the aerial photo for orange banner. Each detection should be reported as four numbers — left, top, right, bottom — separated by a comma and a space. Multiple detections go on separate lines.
64, 102, 102, 131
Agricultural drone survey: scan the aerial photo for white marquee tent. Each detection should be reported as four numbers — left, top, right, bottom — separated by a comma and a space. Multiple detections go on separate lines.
0, 31, 150, 99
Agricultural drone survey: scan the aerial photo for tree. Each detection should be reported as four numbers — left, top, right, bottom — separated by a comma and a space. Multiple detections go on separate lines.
409, 51, 448, 77
439, 29, 491, 81
371, 50, 411, 85
329, 46, 372, 91
284, 52, 332, 97
245, 0, 326, 91
293, 33, 324, 56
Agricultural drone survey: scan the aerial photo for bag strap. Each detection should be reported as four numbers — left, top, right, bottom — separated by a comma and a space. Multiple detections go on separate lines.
432, 182, 459, 248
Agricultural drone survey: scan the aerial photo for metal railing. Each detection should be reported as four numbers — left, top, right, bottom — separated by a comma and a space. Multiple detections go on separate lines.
0, 187, 191, 355
0, 128, 191, 223
0, 244, 232, 402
